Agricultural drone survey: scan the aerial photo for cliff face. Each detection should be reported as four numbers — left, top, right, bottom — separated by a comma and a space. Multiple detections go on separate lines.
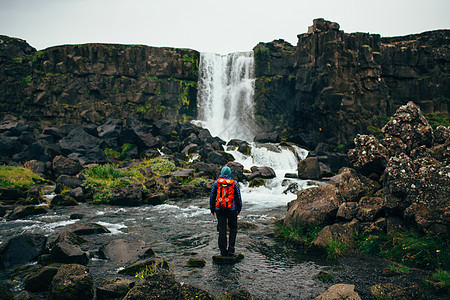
254, 19, 449, 148
0, 35, 199, 127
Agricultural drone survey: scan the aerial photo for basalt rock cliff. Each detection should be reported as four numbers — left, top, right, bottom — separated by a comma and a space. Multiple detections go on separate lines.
1, 19, 449, 148
254, 18, 449, 148
0, 35, 199, 127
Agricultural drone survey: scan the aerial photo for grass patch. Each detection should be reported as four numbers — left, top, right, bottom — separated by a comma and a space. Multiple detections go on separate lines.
326, 239, 347, 259
430, 270, 450, 287
386, 264, 411, 274
353, 230, 449, 270
274, 222, 323, 245
82, 164, 144, 204
0, 166, 42, 190
132, 157, 176, 174
104, 143, 135, 160
134, 259, 171, 281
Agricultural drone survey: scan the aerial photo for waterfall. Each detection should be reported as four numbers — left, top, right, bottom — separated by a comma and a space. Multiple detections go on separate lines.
196, 52, 256, 142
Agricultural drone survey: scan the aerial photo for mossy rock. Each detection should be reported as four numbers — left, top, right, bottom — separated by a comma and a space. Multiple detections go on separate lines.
248, 178, 265, 188
186, 257, 206, 268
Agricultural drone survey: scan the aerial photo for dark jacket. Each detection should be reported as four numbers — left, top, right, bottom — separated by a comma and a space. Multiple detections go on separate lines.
209, 174, 242, 213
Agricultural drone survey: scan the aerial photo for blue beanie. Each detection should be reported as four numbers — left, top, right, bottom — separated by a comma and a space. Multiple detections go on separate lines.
221, 166, 231, 175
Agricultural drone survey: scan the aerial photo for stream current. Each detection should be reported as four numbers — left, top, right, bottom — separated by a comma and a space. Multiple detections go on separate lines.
0, 144, 332, 299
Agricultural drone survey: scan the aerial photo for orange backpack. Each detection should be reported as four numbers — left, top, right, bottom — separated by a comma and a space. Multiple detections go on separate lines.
215, 178, 235, 209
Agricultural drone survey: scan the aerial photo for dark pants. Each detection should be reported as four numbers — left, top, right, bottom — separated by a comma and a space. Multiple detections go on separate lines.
216, 209, 238, 256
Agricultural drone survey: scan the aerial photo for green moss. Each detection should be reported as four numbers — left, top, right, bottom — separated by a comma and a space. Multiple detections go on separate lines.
0, 166, 42, 190
424, 112, 450, 129
21, 75, 32, 85
12, 57, 23, 64
189, 177, 208, 187
183, 54, 194, 63
112, 86, 120, 94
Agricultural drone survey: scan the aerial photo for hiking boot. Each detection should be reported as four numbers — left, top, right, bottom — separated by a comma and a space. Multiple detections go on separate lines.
220, 250, 228, 257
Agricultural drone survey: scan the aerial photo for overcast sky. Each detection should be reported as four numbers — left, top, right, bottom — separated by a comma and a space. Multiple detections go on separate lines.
1, 0, 449, 54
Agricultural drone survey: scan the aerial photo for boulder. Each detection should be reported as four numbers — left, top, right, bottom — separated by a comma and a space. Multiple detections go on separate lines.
56, 174, 83, 191
313, 223, 355, 250
118, 259, 169, 276
49, 264, 94, 300
7, 205, 49, 220
356, 196, 384, 222
50, 242, 89, 265
434, 125, 450, 144
99, 239, 155, 264
319, 162, 333, 178
62, 222, 110, 236
50, 194, 78, 207
110, 183, 143, 206
248, 177, 265, 188
97, 118, 123, 139
381, 101, 433, 154
186, 257, 206, 268
24, 160, 46, 176
206, 151, 227, 165
24, 265, 59, 292
338, 168, 379, 203
65, 187, 85, 202
298, 157, 321, 179
96, 277, 135, 300
191, 162, 217, 179
348, 134, 389, 177
254, 131, 280, 143
249, 166, 276, 179
336, 202, 358, 220
123, 270, 214, 300
0, 135, 19, 156
314, 284, 361, 300
52, 155, 82, 176
0, 233, 47, 269
58, 127, 106, 164
284, 184, 343, 228
283, 182, 299, 194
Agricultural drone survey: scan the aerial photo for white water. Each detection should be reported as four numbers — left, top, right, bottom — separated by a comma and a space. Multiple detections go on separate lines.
195, 52, 257, 142
195, 52, 316, 210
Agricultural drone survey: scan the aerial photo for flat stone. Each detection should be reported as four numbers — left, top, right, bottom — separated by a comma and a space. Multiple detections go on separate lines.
212, 253, 244, 264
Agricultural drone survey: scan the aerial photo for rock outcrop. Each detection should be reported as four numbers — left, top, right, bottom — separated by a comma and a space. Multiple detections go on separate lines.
254, 19, 449, 147
0, 35, 199, 127
285, 102, 449, 243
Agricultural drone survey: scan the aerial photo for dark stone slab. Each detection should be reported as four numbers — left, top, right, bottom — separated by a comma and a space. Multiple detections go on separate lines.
212, 253, 244, 264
